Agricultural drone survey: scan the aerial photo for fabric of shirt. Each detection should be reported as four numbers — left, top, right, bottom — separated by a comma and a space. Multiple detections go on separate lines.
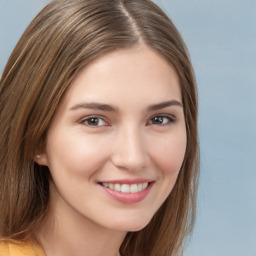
0, 239, 45, 256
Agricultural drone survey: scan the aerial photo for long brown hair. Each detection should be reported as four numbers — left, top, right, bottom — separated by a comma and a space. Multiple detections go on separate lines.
0, 0, 199, 255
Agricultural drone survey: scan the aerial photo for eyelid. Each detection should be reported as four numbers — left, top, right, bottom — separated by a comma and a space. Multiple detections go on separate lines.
146, 114, 176, 126
79, 115, 110, 127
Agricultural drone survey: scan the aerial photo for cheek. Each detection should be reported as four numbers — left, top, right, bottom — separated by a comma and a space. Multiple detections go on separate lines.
150, 132, 187, 175
45, 131, 111, 177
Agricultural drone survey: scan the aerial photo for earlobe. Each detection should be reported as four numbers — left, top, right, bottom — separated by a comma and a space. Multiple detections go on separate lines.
34, 153, 49, 166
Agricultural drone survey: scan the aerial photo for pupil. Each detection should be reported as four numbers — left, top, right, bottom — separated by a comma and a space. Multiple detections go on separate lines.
153, 116, 163, 124
88, 118, 98, 125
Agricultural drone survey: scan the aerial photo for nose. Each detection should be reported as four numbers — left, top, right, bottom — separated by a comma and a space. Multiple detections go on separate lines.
111, 126, 148, 172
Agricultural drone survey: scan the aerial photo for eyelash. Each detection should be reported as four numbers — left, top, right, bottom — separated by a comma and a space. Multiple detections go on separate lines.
80, 114, 176, 128
80, 116, 109, 127
146, 114, 176, 126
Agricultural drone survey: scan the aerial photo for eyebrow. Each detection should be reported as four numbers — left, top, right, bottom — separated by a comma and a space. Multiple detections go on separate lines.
70, 100, 182, 112
70, 102, 118, 112
147, 100, 183, 111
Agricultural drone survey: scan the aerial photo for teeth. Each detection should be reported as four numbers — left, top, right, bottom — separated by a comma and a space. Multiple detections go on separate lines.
142, 182, 148, 190
114, 184, 121, 191
102, 182, 149, 193
130, 184, 138, 193
121, 184, 130, 193
103, 183, 109, 188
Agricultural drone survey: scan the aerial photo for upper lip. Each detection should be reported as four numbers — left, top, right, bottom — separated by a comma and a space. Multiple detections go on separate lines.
98, 179, 154, 185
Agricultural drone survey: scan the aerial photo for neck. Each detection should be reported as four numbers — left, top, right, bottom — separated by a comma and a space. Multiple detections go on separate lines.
35, 186, 126, 256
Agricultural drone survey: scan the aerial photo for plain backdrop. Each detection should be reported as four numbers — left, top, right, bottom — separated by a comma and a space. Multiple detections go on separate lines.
0, 0, 255, 255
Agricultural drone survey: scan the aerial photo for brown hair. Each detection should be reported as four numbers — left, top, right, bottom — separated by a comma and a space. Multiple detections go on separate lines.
0, 0, 199, 255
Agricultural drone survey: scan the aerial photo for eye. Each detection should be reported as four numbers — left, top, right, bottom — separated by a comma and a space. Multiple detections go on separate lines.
147, 115, 175, 126
80, 116, 109, 127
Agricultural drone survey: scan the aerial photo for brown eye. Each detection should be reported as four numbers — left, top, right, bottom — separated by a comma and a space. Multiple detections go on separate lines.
81, 116, 108, 127
152, 116, 164, 124
148, 115, 175, 126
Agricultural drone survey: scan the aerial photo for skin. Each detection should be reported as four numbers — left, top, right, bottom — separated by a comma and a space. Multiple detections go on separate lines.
36, 45, 187, 256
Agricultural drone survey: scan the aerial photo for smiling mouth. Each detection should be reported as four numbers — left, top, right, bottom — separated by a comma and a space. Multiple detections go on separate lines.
99, 182, 150, 193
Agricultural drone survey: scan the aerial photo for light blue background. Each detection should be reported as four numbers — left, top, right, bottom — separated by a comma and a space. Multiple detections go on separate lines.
0, 1, 255, 255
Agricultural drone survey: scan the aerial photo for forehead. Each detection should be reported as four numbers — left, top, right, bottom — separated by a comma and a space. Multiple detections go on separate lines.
61, 45, 181, 109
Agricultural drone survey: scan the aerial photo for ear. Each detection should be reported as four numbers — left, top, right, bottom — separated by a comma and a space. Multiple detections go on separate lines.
34, 141, 49, 166
34, 153, 49, 166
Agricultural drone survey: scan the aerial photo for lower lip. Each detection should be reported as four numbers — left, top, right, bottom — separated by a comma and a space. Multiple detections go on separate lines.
100, 183, 154, 204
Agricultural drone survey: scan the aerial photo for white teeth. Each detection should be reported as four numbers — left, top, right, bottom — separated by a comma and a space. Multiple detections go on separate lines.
114, 183, 121, 191
102, 182, 149, 193
121, 184, 130, 193
130, 184, 138, 193
103, 183, 109, 188
142, 182, 148, 190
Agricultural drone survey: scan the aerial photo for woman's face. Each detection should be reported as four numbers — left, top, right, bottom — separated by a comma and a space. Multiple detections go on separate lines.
38, 45, 187, 232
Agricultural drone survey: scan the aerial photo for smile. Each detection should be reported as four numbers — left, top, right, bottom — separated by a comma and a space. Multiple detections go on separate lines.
102, 182, 149, 193
98, 180, 154, 204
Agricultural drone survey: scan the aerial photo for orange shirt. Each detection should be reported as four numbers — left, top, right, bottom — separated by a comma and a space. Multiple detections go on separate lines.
0, 239, 45, 256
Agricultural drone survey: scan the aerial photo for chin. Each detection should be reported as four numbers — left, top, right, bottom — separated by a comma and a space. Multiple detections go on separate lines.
127, 224, 149, 232
110, 215, 153, 232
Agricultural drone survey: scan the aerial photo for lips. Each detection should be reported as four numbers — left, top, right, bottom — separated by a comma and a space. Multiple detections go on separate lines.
98, 180, 154, 204
102, 182, 149, 193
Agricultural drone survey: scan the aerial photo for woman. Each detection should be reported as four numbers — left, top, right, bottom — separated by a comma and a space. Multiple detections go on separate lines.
0, 0, 199, 255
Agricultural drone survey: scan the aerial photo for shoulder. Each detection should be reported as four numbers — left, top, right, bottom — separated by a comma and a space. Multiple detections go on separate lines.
0, 239, 45, 256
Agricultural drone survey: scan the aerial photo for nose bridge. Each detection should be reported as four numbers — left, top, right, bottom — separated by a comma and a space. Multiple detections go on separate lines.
111, 123, 147, 171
